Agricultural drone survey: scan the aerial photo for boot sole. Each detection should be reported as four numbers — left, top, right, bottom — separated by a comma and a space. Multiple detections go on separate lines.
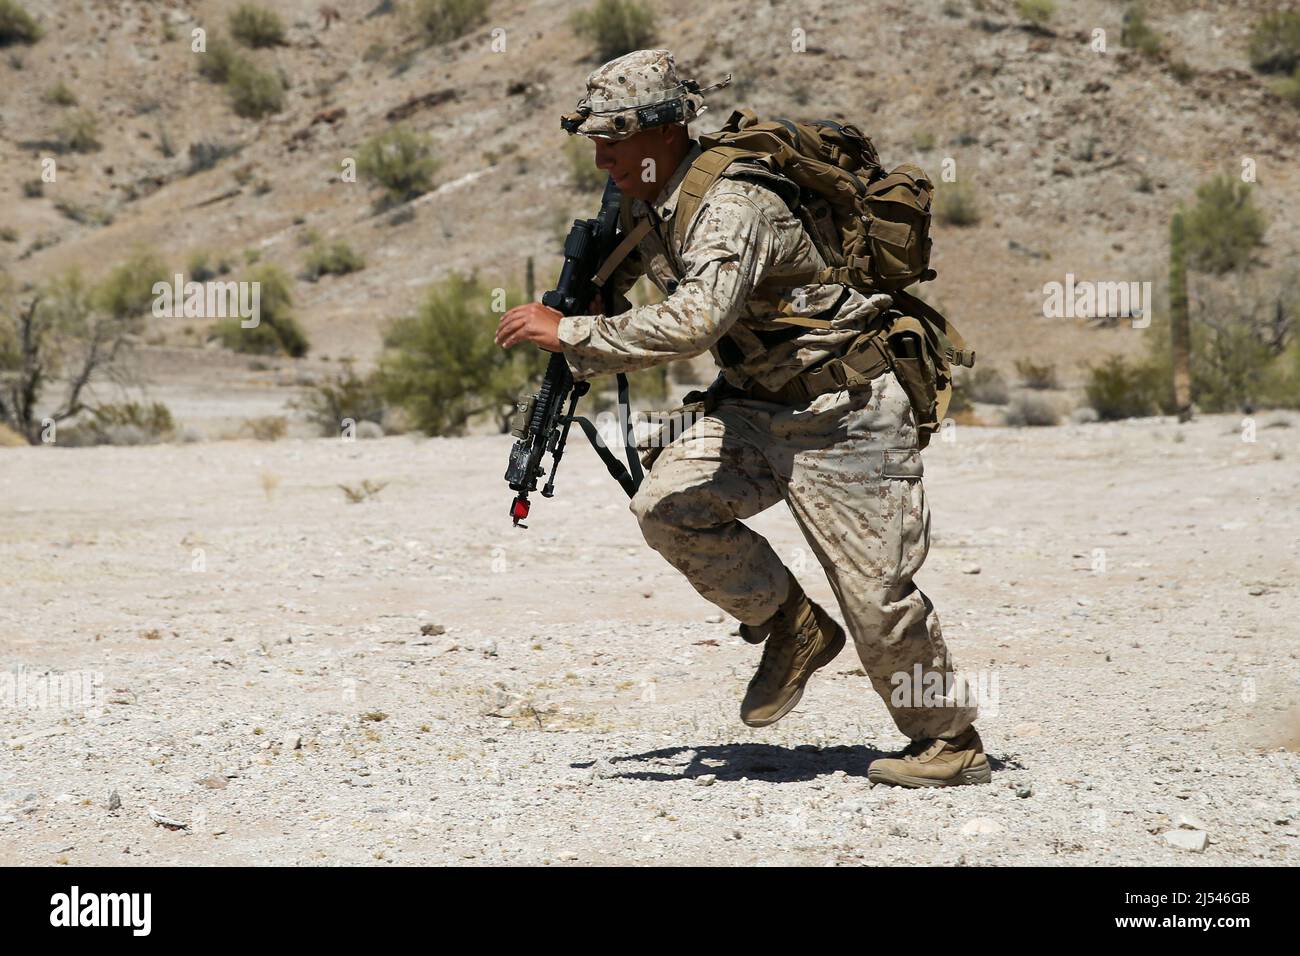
740, 622, 846, 728
866, 764, 992, 788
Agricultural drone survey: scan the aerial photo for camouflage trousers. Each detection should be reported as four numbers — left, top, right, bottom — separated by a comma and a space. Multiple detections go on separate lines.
629, 370, 977, 741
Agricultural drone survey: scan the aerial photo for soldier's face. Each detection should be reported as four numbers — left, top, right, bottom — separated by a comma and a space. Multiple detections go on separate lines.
591, 127, 674, 201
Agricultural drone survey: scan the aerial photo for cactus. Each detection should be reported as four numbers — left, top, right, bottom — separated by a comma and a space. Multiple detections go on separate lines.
1169, 210, 1192, 420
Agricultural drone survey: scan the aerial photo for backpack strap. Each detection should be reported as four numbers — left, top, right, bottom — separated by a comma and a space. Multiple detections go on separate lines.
891, 289, 975, 368
669, 146, 760, 252
591, 217, 652, 290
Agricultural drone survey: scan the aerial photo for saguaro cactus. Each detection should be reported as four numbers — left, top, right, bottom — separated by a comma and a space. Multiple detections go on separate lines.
1169, 210, 1193, 421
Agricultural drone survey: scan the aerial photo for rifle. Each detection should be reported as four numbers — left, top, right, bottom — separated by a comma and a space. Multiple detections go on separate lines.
504, 178, 644, 527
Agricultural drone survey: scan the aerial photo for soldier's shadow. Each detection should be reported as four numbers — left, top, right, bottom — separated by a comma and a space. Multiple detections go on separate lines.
585, 743, 1021, 784
593, 743, 884, 784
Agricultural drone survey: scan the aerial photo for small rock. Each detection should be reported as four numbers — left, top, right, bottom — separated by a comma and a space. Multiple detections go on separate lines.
1163, 829, 1207, 852
960, 817, 1004, 836
284, 733, 303, 751
557, 850, 579, 861
420, 623, 446, 637
705, 613, 723, 624
1174, 813, 1206, 831
694, 774, 717, 787
1015, 785, 1032, 799
107, 790, 121, 811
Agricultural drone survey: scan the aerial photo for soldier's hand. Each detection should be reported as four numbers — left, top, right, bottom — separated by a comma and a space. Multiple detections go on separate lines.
496, 303, 563, 352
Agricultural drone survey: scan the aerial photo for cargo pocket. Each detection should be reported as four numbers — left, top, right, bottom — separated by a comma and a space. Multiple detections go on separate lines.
881, 448, 924, 587
638, 399, 706, 470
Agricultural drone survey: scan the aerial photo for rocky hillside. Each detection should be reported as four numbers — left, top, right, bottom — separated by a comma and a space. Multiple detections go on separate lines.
1, 0, 1296, 390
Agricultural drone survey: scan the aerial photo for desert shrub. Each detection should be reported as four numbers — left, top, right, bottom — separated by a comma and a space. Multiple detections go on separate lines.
226, 58, 284, 119
96, 249, 168, 320
22, 179, 42, 198
1273, 68, 1300, 108
377, 273, 543, 435
1181, 175, 1267, 275
1015, 0, 1054, 29
1248, 10, 1300, 75
303, 240, 365, 281
1014, 358, 1058, 389
0, 0, 41, 46
292, 360, 387, 436
935, 181, 980, 226
80, 402, 176, 445
1085, 355, 1170, 420
197, 35, 241, 83
229, 4, 286, 48
357, 125, 439, 206
1003, 392, 1059, 426
1120, 2, 1163, 56
187, 140, 241, 174
411, 0, 490, 45
57, 111, 100, 153
964, 365, 1009, 404
565, 136, 604, 192
569, 0, 655, 62
44, 80, 76, 106
212, 264, 308, 357
187, 250, 233, 282
242, 415, 287, 440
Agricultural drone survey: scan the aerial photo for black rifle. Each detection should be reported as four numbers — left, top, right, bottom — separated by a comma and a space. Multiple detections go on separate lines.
504, 178, 643, 527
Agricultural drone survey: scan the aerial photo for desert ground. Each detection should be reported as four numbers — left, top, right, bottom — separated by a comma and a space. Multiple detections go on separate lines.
2, 410, 1297, 865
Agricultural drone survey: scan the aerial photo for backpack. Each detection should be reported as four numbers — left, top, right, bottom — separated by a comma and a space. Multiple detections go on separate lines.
660, 109, 976, 445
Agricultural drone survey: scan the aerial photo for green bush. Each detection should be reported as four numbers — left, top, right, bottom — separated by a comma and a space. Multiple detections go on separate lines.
565, 136, 604, 191
57, 111, 100, 152
411, 0, 490, 45
226, 58, 284, 118
1014, 358, 1058, 389
229, 4, 286, 48
1085, 355, 1171, 420
0, 0, 41, 46
44, 80, 76, 106
197, 35, 241, 83
357, 125, 439, 206
1248, 10, 1300, 75
1272, 67, 1300, 108
1182, 175, 1267, 275
292, 360, 387, 436
187, 249, 233, 282
96, 249, 168, 321
1120, 2, 1163, 56
1189, 317, 1300, 412
935, 181, 980, 227
303, 240, 366, 281
377, 273, 543, 435
569, 0, 655, 62
1003, 392, 1058, 426
212, 264, 308, 357
1014, 0, 1055, 29
964, 365, 1009, 404
82, 402, 176, 444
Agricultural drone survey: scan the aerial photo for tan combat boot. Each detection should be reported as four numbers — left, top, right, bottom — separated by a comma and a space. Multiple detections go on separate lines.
866, 726, 991, 787
739, 575, 845, 727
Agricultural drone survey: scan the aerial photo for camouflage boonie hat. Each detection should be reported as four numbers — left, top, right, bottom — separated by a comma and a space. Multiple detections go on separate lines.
561, 49, 731, 141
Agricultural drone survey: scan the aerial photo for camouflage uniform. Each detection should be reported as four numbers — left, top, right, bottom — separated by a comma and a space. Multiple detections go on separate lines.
558, 52, 977, 741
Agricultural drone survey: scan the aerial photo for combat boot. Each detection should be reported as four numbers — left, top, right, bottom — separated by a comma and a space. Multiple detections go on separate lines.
866, 726, 991, 787
739, 575, 845, 727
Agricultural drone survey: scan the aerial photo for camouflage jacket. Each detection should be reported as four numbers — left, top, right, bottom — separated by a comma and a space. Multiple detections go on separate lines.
556, 140, 892, 392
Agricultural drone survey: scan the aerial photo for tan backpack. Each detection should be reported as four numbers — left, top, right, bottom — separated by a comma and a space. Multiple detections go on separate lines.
661, 110, 975, 444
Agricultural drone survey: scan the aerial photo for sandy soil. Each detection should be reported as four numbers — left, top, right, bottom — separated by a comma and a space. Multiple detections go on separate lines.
1, 412, 1297, 865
